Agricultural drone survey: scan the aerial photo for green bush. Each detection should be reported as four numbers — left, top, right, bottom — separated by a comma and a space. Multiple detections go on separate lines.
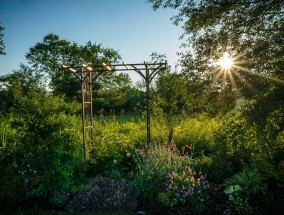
174, 114, 220, 155
0, 91, 83, 208
132, 142, 213, 214
224, 168, 267, 215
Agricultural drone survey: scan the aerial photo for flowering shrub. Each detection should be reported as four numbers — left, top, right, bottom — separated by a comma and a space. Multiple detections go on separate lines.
160, 168, 210, 212
133, 142, 211, 213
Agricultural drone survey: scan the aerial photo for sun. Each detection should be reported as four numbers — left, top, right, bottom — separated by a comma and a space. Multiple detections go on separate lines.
217, 52, 234, 71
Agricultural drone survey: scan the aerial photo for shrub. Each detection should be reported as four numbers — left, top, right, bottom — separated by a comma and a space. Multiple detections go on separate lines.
0, 91, 83, 208
66, 177, 137, 213
224, 168, 267, 214
132, 142, 212, 214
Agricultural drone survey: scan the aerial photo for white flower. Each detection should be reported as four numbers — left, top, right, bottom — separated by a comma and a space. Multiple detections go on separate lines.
113, 159, 117, 164
126, 152, 131, 157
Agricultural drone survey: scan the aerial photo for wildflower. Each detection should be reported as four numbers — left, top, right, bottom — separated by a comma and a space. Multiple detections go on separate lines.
126, 152, 131, 157
113, 159, 117, 164
168, 173, 174, 180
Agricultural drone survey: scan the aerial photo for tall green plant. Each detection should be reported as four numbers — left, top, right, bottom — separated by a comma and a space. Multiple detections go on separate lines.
0, 91, 83, 208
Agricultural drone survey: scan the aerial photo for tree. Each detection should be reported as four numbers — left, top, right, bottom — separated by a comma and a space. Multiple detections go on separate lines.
0, 22, 5, 55
152, 71, 188, 142
26, 33, 122, 99
148, 0, 284, 114
93, 73, 137, 114
25, 33, 143, 113
149, 2, 284, 212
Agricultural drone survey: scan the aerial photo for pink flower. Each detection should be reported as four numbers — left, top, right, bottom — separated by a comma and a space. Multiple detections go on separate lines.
168, 173, 174, 180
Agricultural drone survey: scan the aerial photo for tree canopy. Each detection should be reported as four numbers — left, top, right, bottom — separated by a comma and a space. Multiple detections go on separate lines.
25, 33, 123, 98
148, 0, 284, 114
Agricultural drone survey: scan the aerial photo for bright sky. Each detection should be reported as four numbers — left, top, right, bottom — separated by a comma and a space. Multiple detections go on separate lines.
0, 0, 183, 82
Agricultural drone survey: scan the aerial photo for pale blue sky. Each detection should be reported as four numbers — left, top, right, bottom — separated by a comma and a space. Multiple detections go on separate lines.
0, 0, 183, 81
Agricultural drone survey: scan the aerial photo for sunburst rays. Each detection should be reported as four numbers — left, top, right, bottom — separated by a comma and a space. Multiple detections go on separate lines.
209, 50, 284, 99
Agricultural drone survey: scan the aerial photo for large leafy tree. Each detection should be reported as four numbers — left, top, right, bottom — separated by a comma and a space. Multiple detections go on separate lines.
149, 0, 284, 114
26, 33, 123, 99
0, 22, 5, 55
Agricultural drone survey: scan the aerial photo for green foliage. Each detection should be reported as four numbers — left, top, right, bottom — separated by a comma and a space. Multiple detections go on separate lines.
224, 168, 267, 215
132, 142, 214, 213
0, 91, 83, 208
2, 3, 283, 213
89, 116, 145, 176
0, 116, 8, 150
93, 73, 139, 114
174, 114, 219, 153
0, 64, 44, 113
213, 112, 259, 174
149, 0, 284, 116
133, 143, 192, 197
49, 188, 71, 208
224, 168, 267, 196
25, 33, 122, 99
1, 97, 283, 214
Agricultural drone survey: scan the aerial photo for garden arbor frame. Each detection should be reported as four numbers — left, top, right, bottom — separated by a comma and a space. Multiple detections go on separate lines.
62, 60, 167, 158
62, 63, 110, 159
